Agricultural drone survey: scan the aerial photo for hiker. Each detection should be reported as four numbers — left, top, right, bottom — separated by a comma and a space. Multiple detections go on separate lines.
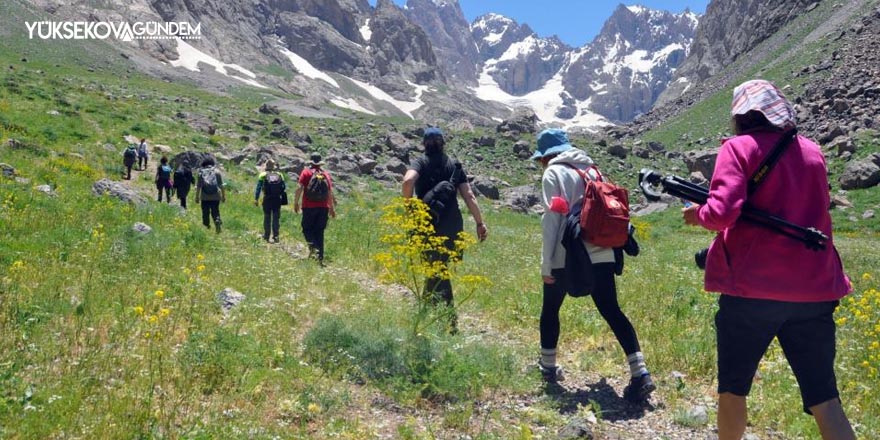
682, 80, 855, 440
155, 156, 173, 203
195, 157, 225, 233
137, 138, 149, 170
122, 144, 137, 180
530, 128, 654, 402
402, 127, 488, 330
254, 159, 286, 243
173, 162, 195, 210
294, 154, 335, 264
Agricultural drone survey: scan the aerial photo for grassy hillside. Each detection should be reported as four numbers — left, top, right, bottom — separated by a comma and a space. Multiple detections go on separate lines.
2, 2, 879, 439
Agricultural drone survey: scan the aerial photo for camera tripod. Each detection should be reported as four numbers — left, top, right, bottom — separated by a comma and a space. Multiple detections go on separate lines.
638, 169, 828, 251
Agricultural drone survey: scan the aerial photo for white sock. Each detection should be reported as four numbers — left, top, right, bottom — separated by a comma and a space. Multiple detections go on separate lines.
540, 348, 557, 367
627, 352, 648, 377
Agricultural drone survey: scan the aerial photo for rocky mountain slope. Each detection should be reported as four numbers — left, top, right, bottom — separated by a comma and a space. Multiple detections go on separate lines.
17, 0, 700, 130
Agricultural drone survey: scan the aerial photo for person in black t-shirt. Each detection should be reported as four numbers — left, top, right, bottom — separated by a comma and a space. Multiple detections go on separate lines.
402, 127, 488, 330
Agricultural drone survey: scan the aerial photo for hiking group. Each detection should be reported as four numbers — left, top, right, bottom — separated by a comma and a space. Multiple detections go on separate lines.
116, 78, 856, 439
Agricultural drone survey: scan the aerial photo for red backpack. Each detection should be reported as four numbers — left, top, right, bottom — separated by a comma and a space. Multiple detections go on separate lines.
567, 165, 630, 248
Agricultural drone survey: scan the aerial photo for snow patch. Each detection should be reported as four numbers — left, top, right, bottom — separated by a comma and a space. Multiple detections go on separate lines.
278, 46, 339, 88
169, 38, 267, 89
626, 5, 647, 14
359, 19, 372, 42
498, 35, 539, 61
330, 97, 376, 115
345, 78, 430, 119
473, 66, 610, 131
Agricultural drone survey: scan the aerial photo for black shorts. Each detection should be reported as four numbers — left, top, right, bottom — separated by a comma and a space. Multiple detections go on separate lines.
715, 294, 841, 414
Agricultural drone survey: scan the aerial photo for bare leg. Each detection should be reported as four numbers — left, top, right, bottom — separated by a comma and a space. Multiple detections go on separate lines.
718, 392, 747, 440
811, 398, 856, 440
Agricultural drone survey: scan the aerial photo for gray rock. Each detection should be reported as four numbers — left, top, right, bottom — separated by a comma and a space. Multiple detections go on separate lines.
476, 135, 496, 148
357, 158, 378, 174
607, 144, 630, 159
496, 107, 538, 135
648, 141, 666, 152
132, 222, 152, 234
558, 418, 594, 440
103, 143, 117, 152
681, 405, 709, 427
217, 288, 246, 314
513, 140, 532, 160
91, 179, 146, 205
35, 184, 56, 196
683, 150, 719, 181
258, 103, 279, 115
384, 158, 408, 175
503, 185, 542, 214
819, 126, 846, 144
0, 163, 15, 178
831, 194, 853, 209
172, 151, 215, 170
632, 202, 670, 216
689, 171, 708, 186
385, 132, 414, 159
471, 176, 500, 200
839, 160, 880, 190
863, 210, 875, 220
633, 147, 651, 159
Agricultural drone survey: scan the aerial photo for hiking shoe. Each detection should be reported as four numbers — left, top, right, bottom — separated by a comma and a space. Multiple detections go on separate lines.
538, 361, 565, 383
623, 374, 656, 403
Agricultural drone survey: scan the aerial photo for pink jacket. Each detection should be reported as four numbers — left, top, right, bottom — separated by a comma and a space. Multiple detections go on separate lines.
697, 131, 851, 302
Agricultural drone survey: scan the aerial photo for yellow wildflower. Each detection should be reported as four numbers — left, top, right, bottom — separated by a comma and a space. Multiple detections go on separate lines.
197, 254, 205, 261
147, 315, 158, 324
159, 308, 170, 317
307, 403, 321, 414
133, 306, 144, 316
155, 290, 164, 299
197, 265, 206, 272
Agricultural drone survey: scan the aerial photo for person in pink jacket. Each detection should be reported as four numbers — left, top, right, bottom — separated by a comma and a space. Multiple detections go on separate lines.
683, 80, 855, 440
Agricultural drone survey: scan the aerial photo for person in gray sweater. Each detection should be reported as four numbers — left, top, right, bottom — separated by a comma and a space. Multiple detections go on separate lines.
531, 128, 654, 403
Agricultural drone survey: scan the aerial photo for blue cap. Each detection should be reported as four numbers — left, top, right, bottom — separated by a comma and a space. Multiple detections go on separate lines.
423, 127, 444, 140
530, 128, 573, 160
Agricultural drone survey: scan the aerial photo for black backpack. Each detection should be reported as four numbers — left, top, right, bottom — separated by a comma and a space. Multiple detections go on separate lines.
173, 166, 187, 187
264, 171, 283, 197
305, 169, 329, 202
158, 165, 172, 181
123, 146, 137, 160
200, 167, 219, 195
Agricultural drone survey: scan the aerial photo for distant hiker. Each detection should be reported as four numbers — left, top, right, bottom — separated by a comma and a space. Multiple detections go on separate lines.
155, 156, 173, 203
294, 154, 335, 265
254, 159, 287, 243
530, 128, 654, 403
402, 127, 488, 331
122, 144, 137, 180
195, 157, 225, 233
173, 162, 195, 210
137, 138, 149, 170
682, 80, 855, 440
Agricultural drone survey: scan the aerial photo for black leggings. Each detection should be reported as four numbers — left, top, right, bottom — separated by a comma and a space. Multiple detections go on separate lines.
540, 263, 641, 355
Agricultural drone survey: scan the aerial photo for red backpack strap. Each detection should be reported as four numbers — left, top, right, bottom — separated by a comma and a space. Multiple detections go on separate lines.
562, 163, 588, 180
589, 165, 605, 182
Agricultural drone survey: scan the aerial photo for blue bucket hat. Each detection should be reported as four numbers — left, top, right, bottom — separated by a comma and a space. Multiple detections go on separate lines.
530, 128, 573, 160
423, 127, 444, 141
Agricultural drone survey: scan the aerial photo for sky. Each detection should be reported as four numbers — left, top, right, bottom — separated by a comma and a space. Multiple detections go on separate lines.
367, 0, 709, 47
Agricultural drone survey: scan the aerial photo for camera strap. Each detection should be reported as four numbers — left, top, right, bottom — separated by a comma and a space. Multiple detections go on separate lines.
747, 128, 797, 195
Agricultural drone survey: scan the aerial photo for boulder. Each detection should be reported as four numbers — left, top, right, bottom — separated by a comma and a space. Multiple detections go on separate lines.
384, 132, 414, 159
496, 107, 538, 135
475, 135, 496, 148
648, 141, 666, 152
0, 163, 15, 178
132, 222, 152, 234
839, 160, 880, 190
258, 103, 279, 115
683, 150, 719, 180
35, 184, 56, 197
513, 140, 532, 160
471, 176, 500, 200
91, 179, 146, 205
607, 144, 629, 159
357, 157, 378, 174
384, 158, 408, 175
502, 185, 542, 214
217, 288, 246, 314
172, 151, 215, 170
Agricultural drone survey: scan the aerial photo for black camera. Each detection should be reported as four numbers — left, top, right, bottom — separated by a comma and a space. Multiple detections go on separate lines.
695, 248, 709, 270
